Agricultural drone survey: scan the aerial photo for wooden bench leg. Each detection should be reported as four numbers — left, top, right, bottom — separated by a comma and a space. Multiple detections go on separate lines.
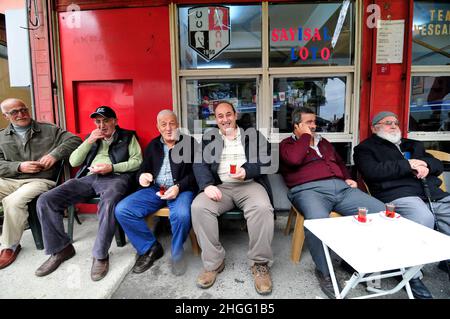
290, 210, 305, 263
189, 228, 200, 256
284, 207, 295, 235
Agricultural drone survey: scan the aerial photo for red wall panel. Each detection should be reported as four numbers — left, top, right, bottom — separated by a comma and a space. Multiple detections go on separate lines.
58, 6, 172, 146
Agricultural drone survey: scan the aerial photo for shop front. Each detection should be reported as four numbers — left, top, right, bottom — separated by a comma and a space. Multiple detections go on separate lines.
23, 0, 449, 160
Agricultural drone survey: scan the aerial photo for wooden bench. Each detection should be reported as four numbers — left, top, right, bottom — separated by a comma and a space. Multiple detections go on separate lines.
284, 206, 341, 263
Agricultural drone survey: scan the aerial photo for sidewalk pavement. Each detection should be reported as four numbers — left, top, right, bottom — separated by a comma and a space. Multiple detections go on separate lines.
0, 214, 448, 299
0, 215, 135, 299
112, 215, 450, 299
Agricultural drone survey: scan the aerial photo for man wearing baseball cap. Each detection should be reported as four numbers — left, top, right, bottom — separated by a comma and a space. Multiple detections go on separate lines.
35, 105, 143, 281
354, 111, 450, 298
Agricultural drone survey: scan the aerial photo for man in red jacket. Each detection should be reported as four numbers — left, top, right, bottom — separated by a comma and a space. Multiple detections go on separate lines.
279, 107, 384, 299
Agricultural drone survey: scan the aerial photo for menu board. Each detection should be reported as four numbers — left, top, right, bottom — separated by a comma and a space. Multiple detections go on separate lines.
376, 20, 405, 64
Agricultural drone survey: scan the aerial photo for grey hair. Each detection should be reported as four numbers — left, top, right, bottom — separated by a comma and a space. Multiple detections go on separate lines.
157, 109, 178, 123
0, 98, 26, 113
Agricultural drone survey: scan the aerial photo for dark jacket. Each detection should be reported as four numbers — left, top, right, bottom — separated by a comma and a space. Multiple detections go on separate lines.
76, 127, 136, 178
280, 134, 351, 188
353, 134, 448, 203
137, 134, 197, 194
193, 127, 273, 205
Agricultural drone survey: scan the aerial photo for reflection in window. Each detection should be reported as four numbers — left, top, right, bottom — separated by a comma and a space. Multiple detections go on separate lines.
409, 76, 450, 132
269, 1, 354, 67
186, 79, 257, 133
273, 77, 346, 133
412, 0, 450, 66
179, 5, 262, 69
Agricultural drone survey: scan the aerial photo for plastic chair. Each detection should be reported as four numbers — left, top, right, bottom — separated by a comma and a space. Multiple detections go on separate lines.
27, 160, 66, 250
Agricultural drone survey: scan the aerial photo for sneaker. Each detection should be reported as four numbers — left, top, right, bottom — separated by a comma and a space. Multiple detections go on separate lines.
196, 260, 225, 289
171, 255, 187, 276
251, 263, 272, 295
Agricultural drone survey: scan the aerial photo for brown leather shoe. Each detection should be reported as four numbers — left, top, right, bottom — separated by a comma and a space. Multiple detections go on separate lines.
251, 263, 272, 295
0, 245, 21, 269
196, 260, 225, 289
91, 256, 109, 281
35, 244, 75, 277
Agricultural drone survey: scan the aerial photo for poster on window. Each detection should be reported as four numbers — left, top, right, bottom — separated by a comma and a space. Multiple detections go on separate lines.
188, 6, 230, 61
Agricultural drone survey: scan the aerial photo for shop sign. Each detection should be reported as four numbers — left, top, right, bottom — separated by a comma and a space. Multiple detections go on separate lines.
271, 27, 332, 61
413, 7, 450, 36
188, 6, 230, 61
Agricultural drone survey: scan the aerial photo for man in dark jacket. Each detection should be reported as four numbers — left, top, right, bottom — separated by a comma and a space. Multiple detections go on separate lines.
0, 98, 81, 269
115, 110, 197, 276
191, 101, 274, 295
354, 111, 450, 298
279, 107, 384, 299
35, 106, 142, 281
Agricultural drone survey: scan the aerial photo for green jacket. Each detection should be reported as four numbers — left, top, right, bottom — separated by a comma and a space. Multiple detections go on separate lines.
0, 120, 82, 180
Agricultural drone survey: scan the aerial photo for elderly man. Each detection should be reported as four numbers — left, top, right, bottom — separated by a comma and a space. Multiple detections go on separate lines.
191, 101, 274, 295
115, 110, 197, 276
354, 111, 450, 298
35, 106, 142, 281
0, 98, 81, 269
279, 107, 385, 299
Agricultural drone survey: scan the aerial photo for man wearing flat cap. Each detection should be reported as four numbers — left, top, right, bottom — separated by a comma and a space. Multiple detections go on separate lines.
354, 111, 450, 299
35, 106, 142, 281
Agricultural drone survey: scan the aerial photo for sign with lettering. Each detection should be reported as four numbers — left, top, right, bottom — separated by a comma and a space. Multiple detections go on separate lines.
188, 6, 230, 61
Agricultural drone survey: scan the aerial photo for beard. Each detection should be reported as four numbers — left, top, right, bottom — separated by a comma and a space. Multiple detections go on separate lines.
376, 129, 402, 144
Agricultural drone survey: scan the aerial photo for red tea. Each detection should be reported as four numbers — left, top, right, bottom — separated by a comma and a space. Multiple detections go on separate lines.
230, 164, 237, 174
159, 185, 166, 195
357, 215, 367, 223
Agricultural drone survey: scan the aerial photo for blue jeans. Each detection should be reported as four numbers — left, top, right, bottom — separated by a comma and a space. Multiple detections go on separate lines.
115, 185, 193, 261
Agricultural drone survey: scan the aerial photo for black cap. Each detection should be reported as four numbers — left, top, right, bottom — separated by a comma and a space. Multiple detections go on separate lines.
90, 106, 117, 119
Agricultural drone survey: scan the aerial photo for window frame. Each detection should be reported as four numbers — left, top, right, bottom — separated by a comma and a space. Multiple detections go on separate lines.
171, 1, 362, 160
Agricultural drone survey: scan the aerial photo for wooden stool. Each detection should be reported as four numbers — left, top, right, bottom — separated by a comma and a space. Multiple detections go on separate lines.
145, 207, 200, 256
284, 206, 341, 263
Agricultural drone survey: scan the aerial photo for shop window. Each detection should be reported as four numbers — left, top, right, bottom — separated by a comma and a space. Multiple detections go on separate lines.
409, 1, 450, 141
273, 76, 346, 133
412, 0, 450, 66
409, 75, 450, 132
178, 5, 262, 69
269, 2, 355, 67
185, 78, 257, 133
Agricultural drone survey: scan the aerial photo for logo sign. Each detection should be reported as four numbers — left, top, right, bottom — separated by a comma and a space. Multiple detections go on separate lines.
188, 6, 230, 61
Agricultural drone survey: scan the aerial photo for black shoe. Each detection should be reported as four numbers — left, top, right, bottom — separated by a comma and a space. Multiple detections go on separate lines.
409, 278, 433, 299
315, 269, 341, 299
438, 260, 450, 274
340, 259, 356, 275
132, 241, 164, 274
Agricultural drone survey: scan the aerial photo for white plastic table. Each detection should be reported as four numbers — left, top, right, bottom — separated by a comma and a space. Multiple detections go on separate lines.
304, 213, 450, 299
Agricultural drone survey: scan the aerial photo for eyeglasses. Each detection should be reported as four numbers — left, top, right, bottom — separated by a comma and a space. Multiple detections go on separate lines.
5, 108, 29, 116
377, 120, 400, 126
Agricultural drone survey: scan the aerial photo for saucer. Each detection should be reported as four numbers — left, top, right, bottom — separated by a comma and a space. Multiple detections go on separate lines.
156, 191, 164, 197
379, 211, 400, 220
352, 215, 373, 225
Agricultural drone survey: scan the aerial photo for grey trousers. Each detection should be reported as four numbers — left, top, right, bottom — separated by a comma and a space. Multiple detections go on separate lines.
37, 174, 131, 259
0, 178, 55, 248
392, 195, 450, 236
191, 181, 274, 271
288, 178, 385, 276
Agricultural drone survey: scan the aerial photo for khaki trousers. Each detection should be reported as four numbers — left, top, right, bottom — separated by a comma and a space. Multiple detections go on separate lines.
191, 181, 274, 271
0, 177, 55, 248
